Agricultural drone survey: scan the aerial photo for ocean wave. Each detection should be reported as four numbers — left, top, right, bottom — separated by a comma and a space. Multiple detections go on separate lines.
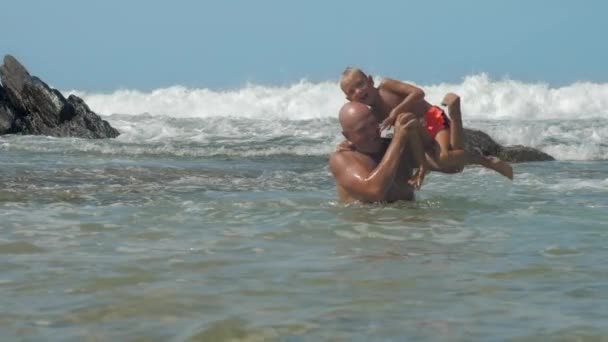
2, 116, 607, 161
0, 134, 342, 158
68, 74, 608, 121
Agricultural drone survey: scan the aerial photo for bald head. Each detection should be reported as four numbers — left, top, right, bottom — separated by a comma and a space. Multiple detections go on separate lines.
339, 102, 373, 131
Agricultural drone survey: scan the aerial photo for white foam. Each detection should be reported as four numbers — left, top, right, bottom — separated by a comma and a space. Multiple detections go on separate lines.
3, 75, 605, 161
67, 74, 608, 121
68, 81, 344, 120
471, 119, 608, 160
425, 74, 608, 120
547, 178, 608, 192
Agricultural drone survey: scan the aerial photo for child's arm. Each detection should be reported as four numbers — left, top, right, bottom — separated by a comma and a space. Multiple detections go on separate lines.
379, 78, 425, 130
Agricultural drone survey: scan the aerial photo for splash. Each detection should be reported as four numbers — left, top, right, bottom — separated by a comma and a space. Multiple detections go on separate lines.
68, 74, 608, 121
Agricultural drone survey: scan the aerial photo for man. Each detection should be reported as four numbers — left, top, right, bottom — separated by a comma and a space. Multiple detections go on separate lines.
329, 102, 422, 203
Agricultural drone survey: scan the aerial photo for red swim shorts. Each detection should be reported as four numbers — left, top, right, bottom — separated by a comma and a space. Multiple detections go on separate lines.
424, 106, 450, 139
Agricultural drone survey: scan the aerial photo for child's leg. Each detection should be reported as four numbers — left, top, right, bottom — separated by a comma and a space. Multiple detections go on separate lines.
475, 155, 514, 180
433, 130, 463, 173
433, 129, 513, 179
412, 118, 440, 171
441, 93, 464, 150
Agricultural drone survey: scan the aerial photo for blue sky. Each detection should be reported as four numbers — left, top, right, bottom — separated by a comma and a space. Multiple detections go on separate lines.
1, 0, 607, 91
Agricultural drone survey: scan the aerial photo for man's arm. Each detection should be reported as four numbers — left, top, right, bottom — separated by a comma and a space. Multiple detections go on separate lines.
330, 124, 411, 202
379, 78, 425, 129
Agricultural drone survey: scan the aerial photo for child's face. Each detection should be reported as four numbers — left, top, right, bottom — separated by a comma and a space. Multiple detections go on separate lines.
341, 73, 376, 105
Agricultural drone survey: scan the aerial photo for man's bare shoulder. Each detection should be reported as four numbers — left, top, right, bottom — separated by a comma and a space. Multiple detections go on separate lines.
330, 147, 375, 179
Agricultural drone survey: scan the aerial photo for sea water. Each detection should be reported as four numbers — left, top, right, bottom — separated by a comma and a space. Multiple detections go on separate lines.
1, 75, 607, 341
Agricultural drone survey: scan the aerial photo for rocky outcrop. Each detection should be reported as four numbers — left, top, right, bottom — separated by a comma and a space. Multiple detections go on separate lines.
0, 85, 18, 134
498, 145, 555, 162
464, 128, 554, 163
0, 55, 119, 138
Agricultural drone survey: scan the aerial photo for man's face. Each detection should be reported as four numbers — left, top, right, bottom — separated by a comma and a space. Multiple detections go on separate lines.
343, 112, 382, 153
341, 72, 376, 105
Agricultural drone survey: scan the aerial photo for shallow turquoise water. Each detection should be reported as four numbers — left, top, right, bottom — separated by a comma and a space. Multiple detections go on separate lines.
1, 121, 607, 341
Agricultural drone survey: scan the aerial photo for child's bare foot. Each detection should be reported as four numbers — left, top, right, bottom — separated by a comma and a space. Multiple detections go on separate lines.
485, 156, 514, 180
441, 93, 461, 120
408, 166, 427, 190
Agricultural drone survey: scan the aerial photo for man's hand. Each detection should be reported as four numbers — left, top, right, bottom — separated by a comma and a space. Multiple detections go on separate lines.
408, 164, 427, 190
335, 139, 354, 152
392, 112, 417, 138
380, 111, 398, 131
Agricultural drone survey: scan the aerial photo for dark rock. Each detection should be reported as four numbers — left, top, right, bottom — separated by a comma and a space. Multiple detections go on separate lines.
498, 145, 555, 162
0, 54, 119, 138
56, 95, 120, 138
463, 128, 502, 157
0, 84, 19, 134
463, 128, 554, 163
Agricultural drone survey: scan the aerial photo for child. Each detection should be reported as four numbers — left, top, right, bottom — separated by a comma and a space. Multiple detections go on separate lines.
339, 67, 513, 181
